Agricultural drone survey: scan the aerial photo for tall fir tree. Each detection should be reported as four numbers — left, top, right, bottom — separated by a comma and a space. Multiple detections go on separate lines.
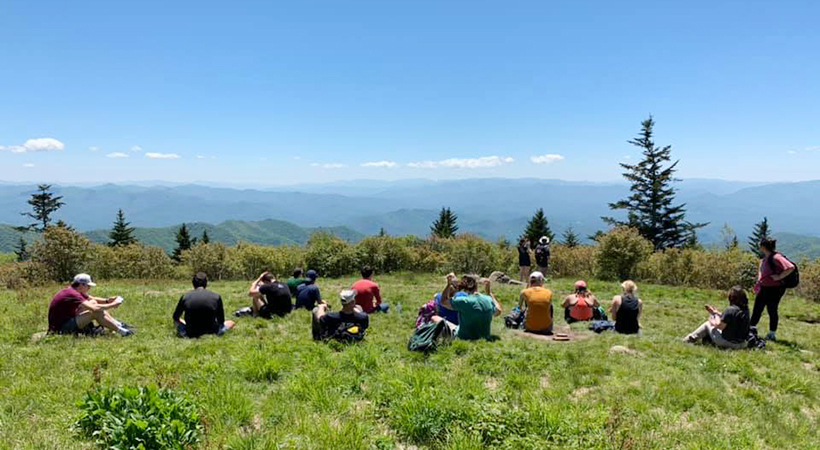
14, 236, 29, 262
378, 227, 387, 237
173, 223, 194, 262
562, 227, 580, 248
19, 184, 64, 232
603, 116, 707, 250
748, 217, 771, 258
201, 229, 210, 244
523, 208, 554, 247
430, 207, 459, 238
108, 209, 137, 247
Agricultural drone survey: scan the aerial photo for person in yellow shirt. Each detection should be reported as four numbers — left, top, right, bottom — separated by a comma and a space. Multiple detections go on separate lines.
519, 271, 553, 335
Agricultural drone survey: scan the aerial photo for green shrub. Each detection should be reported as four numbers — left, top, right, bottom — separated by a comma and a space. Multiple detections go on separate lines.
30, 226, 92, 282
181, 242, 237, 280
355, 235, 414, 274
798, 260, 820, 302
443, 234, 513, 276
305, 232, 359, 277
596, 227, 653, 281
550, 244, 598, 279
76, 385, 202, 449
637, 248, 758, 290
87, 244, 175, 280
0, 261, 50, 289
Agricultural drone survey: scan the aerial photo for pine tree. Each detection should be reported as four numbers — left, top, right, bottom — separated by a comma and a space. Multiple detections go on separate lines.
523, 208, 554, 247
54, 220, 74, 231
378, 227, 387, 237
173, 223, 194, 262
720, 223, 739, 250
748, 217, 771, 258
587, 230, 606, 242
14, 236, 29, 262
562, 227, 580, 248
603, 116, 707, 250
201, 229, 210, 244
108, 209, 137, 247
430, 207, 459, 238
19, 184, 64, 232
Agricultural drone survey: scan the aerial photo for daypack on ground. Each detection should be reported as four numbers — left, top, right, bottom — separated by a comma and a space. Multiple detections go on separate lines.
504, 306, 525, 329
408, 320, 453, 352
770, 252, 800, 289
331, 322, 366, 343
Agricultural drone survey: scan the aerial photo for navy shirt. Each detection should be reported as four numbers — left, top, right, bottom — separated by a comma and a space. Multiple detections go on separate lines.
295, 283, 321, 309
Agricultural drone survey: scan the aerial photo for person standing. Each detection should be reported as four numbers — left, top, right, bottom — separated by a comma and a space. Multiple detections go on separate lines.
534, 236, 551, 276
173, 272, 234, 338
352, 266, 388, 314
517, 238, 532, 282
751, 238, 795, 341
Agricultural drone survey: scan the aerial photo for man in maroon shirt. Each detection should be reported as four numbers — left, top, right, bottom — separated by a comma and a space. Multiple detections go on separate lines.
351, 266, 388, 314
48, 273, 133, 336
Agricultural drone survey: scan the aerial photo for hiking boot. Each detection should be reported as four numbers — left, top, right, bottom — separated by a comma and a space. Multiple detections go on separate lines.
766, 331, 777, 341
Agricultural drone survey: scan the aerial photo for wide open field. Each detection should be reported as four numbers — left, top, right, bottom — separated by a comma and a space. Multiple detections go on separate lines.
2, 274, 820, 449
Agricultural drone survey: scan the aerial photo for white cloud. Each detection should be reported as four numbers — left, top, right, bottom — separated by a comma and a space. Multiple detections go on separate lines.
407, 155, 514, 169
23, 163, 35, 168
131, 145, 144, 152
145, 152, 180, 159
530, 154, 565, 164
806, 146, 820, 152
89, 146, 100, 152
361, 160, 397, 168
1, 138, 65, 153
311, 162, 346, 169
106, 152, 129, 158
196, 155, 217, 160
787, 150, 798, 155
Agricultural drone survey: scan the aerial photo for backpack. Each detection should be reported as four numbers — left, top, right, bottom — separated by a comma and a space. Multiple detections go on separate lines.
535, 245, 550, 266
504, 306, 525, 329
331, 322, 366, 343
770, 252, 800, 289
408, 320, 453, 352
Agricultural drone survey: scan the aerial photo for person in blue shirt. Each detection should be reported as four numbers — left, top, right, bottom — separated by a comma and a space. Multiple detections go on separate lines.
295, 270, 322, 310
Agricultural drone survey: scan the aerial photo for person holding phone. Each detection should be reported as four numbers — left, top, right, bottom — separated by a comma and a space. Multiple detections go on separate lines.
517, 238, 532, 282
432, 273, 503, 340
683, 286, 750, 349
48, 273, 133, 336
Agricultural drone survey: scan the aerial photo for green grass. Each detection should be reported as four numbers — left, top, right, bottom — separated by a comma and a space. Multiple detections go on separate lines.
2, 275, 820, 449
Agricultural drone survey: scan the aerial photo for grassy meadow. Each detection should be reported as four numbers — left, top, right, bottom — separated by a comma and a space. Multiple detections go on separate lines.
1, 274, 820, 449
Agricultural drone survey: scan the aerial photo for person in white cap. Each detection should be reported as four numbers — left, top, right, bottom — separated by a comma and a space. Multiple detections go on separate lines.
518, 271, 554, 335
312, 289, 369, 341
47, 273, 133, 336
534, 236, 551, 275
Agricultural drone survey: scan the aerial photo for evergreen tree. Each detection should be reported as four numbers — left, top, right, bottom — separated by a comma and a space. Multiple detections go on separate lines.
587, 230, 606, 242
430, 207, 459, 238
54, 220, 74, 231
603, 116, 707, 250
748, 217, 771, 258
173, 223, 194, 262
201, 229, 210, 244
378, 227, 387, 237
523, 208, 554, 247
562, 227, 580, 248
720, 223, 739, 250
108, 209, 137, 247
19, 184, 64, 232
14, 236, 29, 262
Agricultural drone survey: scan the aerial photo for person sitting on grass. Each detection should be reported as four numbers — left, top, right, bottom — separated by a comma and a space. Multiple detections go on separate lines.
610, 280, 643, 335
312, 289, 369, 341
248, 271, 292, 318
352, 266, 388, 314
432, 273, 503, 341
519, 271, 553, 335
286, 267, 309, 298
684, 286, 750, 349
173, 272, 235, 338
562, 280, 602, 323
295, 270, 321, 310
48, 273, 134, 336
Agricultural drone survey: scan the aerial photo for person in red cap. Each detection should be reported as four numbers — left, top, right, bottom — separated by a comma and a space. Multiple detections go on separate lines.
561, 280, 601, 323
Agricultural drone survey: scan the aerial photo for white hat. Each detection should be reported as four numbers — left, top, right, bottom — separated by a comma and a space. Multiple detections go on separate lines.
73, 273, 97, 287
539, 236, 550, 244
339, 289, 357, 305
530, 271, 544, 281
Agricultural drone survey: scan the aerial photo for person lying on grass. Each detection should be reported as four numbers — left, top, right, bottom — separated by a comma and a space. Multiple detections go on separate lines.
48, 273, 133, 337
312, 289, 369, 341
684, 286, 750, 349
174, 272, 235, 338
247, 271, 292, 318
519, 271, 553, 335
610, 280, 643, 335
431, 273, 503, 341
295, 270, 322, 310
562, 280, 603, 323
352, 266, 388, 314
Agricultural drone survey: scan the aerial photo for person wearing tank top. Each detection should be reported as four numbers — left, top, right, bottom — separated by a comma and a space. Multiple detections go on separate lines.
562, 280, 600, 323
611, 280, 643, 334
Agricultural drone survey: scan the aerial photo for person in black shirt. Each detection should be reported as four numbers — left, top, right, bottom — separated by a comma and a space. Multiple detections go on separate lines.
610, 280, 643, 335
248, 271, 292, 318
173, 272, 234, 338
684, 286, 750, 349
534, 236, 551, 275
312, 289, 369, 341
517, 238, 532, 283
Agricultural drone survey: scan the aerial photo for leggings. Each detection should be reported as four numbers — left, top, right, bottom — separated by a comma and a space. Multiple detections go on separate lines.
751, 286, 787, 332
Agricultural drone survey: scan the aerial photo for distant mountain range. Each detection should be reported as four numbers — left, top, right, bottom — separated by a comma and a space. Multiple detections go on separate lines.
0, 178, 818, 259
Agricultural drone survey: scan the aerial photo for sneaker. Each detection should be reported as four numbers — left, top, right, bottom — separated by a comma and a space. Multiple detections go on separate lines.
119, 322, 135, 330
766, 331, 777, 341
119, 329, 134, 337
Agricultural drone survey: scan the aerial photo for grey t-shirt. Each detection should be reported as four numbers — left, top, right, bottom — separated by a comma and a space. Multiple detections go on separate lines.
720, 305, 750, 343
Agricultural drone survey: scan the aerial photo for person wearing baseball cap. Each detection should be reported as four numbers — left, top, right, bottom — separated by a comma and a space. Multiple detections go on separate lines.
561, 280, 602, 323
518, 271, 553, 335
47, 273, 133, 336
312, 289, 369, 341
295, 270, 322, 310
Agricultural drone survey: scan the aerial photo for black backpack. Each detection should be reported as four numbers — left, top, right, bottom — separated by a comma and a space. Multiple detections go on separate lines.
535, 245, 550, 266
504, 307, 525, 329
331, 322, 366, 343
747, 327, 766, 350
408, 320, 453, 352
770, 253, 800, 289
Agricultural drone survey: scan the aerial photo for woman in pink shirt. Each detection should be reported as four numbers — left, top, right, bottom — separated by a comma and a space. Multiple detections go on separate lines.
751, 237, 795, 341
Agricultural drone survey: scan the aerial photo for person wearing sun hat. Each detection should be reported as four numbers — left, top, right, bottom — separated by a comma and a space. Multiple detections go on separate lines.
534, 236, 551, 275
312, 289, 370, 341
47, 273, 133, 336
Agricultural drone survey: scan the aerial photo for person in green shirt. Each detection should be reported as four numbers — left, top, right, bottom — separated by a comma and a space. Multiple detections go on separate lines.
432, 273, 503, 340
286, 268, 309, 298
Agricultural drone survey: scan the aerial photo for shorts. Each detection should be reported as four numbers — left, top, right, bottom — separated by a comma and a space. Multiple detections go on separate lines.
59, 317, 84, 334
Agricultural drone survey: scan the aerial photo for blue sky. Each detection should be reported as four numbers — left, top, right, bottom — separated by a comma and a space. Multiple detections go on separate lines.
1, 0, 818, 185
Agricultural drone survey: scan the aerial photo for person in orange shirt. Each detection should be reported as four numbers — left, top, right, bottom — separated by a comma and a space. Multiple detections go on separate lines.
519, 271, 553, 335
562, 280, 601, 323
